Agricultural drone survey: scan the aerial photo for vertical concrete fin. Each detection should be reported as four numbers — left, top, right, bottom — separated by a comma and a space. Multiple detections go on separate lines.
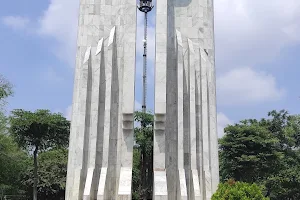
176, 30, 187, 200
107, 25, 120, 199
188, 39, 201, 200
206, 60, 219, 193
176, 29, 184, 170
195, 46, 204, 200
84, 37, 106, 199
118, 6, 136, 196
71, 46, 93, 200
154, 0, 168, 198
97, 26, 116, 200
188, 39, 197, 170
200, 49, 212, 198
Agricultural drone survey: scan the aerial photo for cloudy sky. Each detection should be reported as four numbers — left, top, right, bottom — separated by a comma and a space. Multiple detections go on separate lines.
1, 0, 300, 137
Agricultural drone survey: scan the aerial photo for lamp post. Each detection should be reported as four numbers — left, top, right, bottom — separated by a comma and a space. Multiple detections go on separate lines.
137, 0, 153, 114
137, 2, 154, 199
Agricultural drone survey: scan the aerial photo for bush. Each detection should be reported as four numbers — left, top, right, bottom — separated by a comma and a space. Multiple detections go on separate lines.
212, 179, 269, 200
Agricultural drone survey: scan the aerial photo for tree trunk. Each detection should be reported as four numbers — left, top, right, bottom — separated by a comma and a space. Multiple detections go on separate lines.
148, 150, 153, 199
33, 145, 38, 200
140, 150, 144, 199
142, 150, 147, 200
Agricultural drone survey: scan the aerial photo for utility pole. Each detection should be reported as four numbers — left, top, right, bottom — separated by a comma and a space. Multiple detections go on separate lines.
138, 0, 153, 115
137, 1, 153, 199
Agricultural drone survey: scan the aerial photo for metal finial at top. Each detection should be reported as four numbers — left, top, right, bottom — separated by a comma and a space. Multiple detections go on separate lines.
137, 0, 154, 13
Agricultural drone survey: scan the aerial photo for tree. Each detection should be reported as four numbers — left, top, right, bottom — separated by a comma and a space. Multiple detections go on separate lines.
263, 112, 300, 199
0, 75, 13, 133
219, 110, 300, 199
132, 111, 154, 200
0, 133, 28, 197
132, 148, 141, 200
219, 119, 282, 183
212, 179, 269, 200
265, 163, 300, 200
9, 109, 70, 200
0, 78, 26, 197
23, 148, 68, 200
0, 74, 13, 102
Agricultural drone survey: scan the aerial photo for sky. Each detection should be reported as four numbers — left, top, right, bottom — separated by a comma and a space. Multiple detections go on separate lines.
0, 0, 300, 137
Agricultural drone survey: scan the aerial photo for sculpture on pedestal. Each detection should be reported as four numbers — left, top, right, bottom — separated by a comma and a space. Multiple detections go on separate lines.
66, 0, 218, 199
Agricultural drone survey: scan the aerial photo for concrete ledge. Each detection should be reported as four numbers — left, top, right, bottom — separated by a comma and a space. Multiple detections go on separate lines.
153, 170, 168, 200
118, 167, 132, 199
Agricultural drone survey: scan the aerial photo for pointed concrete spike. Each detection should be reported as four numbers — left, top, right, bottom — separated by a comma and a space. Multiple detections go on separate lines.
83, 46, 91, 64
176, 29, 183, 47
95, 38, 104, 56
200, 48, 207, 62
108, 26, 116, 47
188, 39, 195, 54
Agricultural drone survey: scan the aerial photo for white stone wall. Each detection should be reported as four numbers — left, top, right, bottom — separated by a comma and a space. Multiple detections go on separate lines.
66, 0, 137, 199
154, 0, 219, 199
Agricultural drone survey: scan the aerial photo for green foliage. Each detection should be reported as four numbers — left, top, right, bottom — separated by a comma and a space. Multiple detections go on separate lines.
134, 111, 153, 155
0, 74, 13, 134
132, 149, 141, 200
219, 119, 282, 182
0, 74, 13, 101
219, 110, 300, 199
212, 180, 269, 200
9, 109, 70, 200
22, 148, 68, 199
132, 111, 154, 199
0, 134, 28, 195
265, 164, 300, 200
0, 111, 8, 136
9, 109, 70, 151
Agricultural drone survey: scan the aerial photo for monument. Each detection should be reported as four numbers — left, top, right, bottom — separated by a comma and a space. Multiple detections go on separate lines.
154, 0, 219, 199
65, 0, 219, 199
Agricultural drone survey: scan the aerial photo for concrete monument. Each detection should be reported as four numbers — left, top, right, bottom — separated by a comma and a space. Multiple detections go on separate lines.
65, 0, 137, 199
66, 0, 218, 199
153, 0, 219, 199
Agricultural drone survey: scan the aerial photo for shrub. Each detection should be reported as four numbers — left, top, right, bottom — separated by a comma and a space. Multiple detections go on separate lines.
212, 179, 269, 200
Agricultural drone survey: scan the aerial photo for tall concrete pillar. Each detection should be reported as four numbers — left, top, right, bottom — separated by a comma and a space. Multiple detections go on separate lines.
154, 0, 219, 199
66, 0, 137, 199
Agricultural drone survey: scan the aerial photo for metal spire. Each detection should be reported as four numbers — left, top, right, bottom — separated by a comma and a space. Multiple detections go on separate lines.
138, 0, 153, 114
